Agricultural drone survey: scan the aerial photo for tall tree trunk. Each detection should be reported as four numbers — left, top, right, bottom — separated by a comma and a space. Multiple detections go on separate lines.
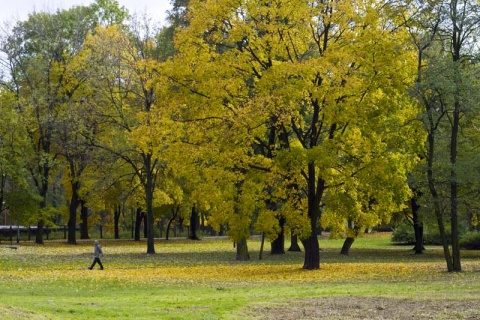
35, 137, 52, 244
36, 219, 44, 244
340, 221, 357, 255
265, 123, 283, 254
144, 154, 156, 254
166, 216, 174, 240
166, 208, 178, 241
131, 207, 135, 239
449, 0, 462, 273
134, 207, 142, 241
449, 32, 461, 271
36, 181, 49, 244
236, 237, 250, 261
450, 99, 461, 271
114, 204, 121, 239
427, 124, 453, 271
288, 234, 302, 252
67, 182, 80, 245
302, 162, 324, 270
280, 128, 302, 254
340, 237, 355, 255
411, 195, 424, 254
302, 233, 320, 269
259, 232, 265, 260
143, 213, 148, 238
79, 201, 89, 239
0, 174, 6, 225
189, 205, 200, 240
271, 217, 285, 254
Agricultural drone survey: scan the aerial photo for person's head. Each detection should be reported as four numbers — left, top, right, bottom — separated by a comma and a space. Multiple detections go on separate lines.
94, 240, 99, 245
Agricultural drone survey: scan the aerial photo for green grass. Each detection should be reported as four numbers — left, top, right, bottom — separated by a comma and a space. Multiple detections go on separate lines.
0, 233, 479, 319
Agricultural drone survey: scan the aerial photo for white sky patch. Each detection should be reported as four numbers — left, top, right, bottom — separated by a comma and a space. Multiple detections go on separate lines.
0, 0, 173, 26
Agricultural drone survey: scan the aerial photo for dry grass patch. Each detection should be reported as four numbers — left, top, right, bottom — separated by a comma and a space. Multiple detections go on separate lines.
246, 297, 480, 320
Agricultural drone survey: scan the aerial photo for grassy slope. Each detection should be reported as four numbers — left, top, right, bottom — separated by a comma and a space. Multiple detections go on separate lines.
0, 233, 479, 319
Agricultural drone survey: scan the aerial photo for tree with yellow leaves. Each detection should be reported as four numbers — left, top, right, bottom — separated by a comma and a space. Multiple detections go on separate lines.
0, 89, 41, 224
170, 0, 423, 269
0, 6, 102, 243
0, 0, 130, 244
81, 20, 174, 253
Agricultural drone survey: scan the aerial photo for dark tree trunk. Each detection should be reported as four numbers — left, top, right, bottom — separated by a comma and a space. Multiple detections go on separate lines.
340, 221, 358, 255
302, 162, 324, 270
134, 207, 142, 241
340, 237, 355, 255
114, 204, 121, 239
166, 217, 174, 240
166, 207, 178, 240
35, 183, 50, 244
0, 174, 6, 224
67, 185, 80, 245
449, 0, 462, 273
264, 123, 284, 255
450, 104, 461, 271
236, 237, 250, 261
427, 114, 453, 271
189, 205, 200, 240
411, 196, 424, 254
271, 232, 285, 254
80, 201, 89, 239
36, 219, 44, 244
259, 232, 265, 260
449, 82, 461, 271
271, 217, 285, 254
145, 154, 156, 254
301, 233, 320, 270
288, 234, 302, 252
143, 212, 148, 239
35, 144, 52, 244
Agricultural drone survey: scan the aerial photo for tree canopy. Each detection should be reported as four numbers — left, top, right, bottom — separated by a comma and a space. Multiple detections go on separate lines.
0, 0, 479, 273
166, 0, 424, 268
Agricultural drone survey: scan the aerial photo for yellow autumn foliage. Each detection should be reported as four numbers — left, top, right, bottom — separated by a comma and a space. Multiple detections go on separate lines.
1, 235, 479, 286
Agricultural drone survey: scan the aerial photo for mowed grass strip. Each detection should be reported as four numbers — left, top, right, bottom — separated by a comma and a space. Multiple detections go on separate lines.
0, 233, 479, 319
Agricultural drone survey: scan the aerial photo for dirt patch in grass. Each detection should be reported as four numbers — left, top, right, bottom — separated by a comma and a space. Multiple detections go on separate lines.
0, 306, 49, 320
247, 296, 480, 319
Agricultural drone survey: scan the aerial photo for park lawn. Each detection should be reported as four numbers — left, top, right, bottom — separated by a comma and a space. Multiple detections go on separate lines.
0, 233, 479, 319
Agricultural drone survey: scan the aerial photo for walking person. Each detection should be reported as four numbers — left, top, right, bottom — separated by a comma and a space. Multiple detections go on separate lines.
88, 240, 104, 270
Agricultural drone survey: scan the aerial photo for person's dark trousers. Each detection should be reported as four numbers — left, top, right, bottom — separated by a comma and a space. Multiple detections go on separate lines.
89, 258, 104, 270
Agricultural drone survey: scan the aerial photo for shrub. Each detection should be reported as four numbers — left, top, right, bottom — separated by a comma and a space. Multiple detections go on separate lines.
391, 221, 415, 244
424, 229, 451, 246
391, 221, 458, 246
460, 231, 480, 250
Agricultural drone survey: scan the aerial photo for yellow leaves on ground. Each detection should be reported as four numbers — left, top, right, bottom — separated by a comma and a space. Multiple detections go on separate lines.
1, 259, 472, 286
1, 236, 478, 287
112, 262, 442, 285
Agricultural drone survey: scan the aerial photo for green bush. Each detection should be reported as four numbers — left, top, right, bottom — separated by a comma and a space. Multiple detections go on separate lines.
392, 221, 455, 245
424, 229, 452, 245
392, 219, 480, 247
460, 231, 480, 250
391, 221, 415, 244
